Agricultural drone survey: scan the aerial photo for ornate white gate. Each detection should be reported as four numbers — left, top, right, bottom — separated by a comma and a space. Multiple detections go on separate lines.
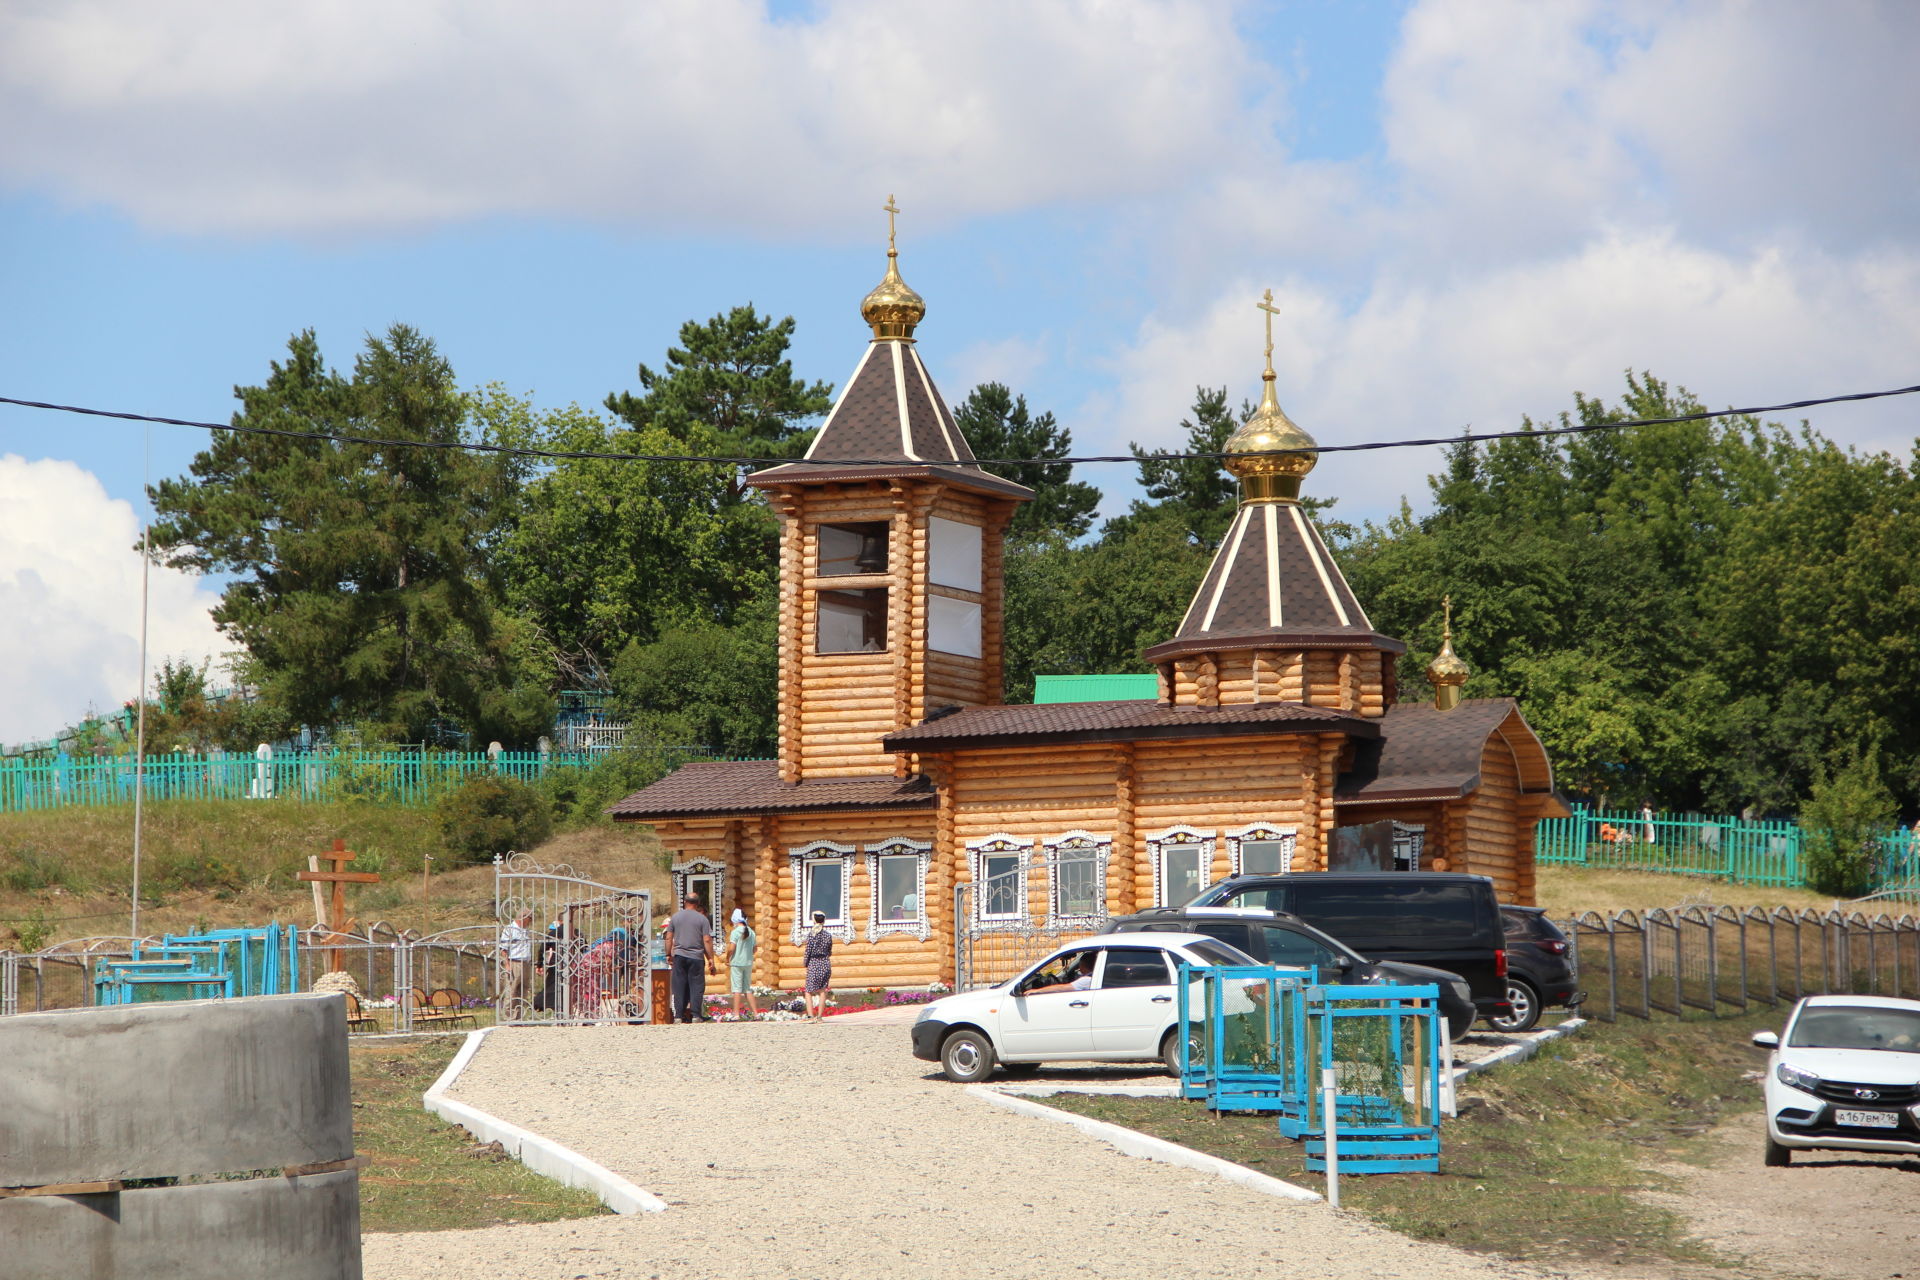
494, 853, 653, 1025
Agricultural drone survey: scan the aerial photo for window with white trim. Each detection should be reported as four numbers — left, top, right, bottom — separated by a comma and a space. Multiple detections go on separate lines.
669, 858, 726, 942
1393, 822, 1426, 872
1044, 830, 1111, 924
1227, 823, 1298, 878
866, 838, 932, 941
788, 841, 855, 943
967, 834, 1034, 929
1146, 826, 1216, 908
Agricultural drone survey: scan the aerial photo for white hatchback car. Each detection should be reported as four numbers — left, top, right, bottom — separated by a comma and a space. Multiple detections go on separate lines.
1752, 994, 1920, 1165
910, 932, 1258, 1083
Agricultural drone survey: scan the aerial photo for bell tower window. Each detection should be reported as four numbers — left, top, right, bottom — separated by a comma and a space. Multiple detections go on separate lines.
819, 521, 890, 576
817, 587, 888, 653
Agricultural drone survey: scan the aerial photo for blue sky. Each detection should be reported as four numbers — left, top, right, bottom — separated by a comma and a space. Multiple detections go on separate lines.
2, 0, 1916, 743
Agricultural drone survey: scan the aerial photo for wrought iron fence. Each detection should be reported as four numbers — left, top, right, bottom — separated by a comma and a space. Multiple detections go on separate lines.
953, 875, 1106, 991
494, 853, 654, 1025
1568, 905, 1920, 1021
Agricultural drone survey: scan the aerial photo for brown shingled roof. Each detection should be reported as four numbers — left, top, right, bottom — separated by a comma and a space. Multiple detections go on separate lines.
747, 341, 1033, 501
607, 761, 936, 822
1143, 500, 1395, 663
1334, 698, 1557, 804
882, 699, 1372, 752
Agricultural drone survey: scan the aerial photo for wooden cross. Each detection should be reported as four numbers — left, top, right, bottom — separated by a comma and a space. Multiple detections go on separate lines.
884, 193, 899, 255
298, 838, 381, 970
1257, 288, 1280, 368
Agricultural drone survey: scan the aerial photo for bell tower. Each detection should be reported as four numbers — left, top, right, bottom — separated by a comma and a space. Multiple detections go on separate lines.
747, 199, 1032, 782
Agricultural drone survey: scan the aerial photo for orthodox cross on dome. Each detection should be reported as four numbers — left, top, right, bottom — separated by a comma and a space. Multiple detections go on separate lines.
1442, 593, 1453, 639
884, 193, 900, 258
1257, 288, 1280, 369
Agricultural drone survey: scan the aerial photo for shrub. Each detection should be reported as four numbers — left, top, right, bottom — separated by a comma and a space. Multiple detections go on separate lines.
436, 774, 552, 866
1799, 750, 1897, 898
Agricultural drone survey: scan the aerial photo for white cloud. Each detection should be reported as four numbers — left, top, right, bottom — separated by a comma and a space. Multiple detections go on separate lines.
0, 455, 227, 745
0, 0, 1272, 237
1092, 235, 1920, 525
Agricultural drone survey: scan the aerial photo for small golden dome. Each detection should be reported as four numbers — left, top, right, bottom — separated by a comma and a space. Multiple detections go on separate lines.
862, 193, 924, 341
1427, 595, 1470, 710
1226, 289, 1317, 502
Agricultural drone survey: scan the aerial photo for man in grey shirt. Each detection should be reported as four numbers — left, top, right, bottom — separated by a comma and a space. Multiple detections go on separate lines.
666, 895, 717, 1023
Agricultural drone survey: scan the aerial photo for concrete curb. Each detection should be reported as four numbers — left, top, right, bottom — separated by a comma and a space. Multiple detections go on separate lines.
422, 1028, 668, 1215
995, 1082, 1182, 1098
1454, 1017, 1587, 1082
967, 1084, 1323, 1204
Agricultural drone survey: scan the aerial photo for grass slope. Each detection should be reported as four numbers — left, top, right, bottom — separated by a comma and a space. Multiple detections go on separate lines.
1048, 1010, 1781, 1271
0, 798, 669, 948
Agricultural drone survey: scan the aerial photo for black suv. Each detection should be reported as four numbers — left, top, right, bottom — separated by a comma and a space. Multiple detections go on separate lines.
1101, 907, 1480, 1040
1148, 871, 1511, 1023
1493, 905, 1580, 1031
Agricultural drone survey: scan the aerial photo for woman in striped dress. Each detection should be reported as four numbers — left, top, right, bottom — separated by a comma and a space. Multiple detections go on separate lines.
802, 910, 834, 1021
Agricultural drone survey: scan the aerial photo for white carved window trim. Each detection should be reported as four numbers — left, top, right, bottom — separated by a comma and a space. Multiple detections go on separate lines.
1393, 822, 1426, 872
1044, 830, 1111, 925
865, 837, 933, 942
1146, 825, 1217, 908
789, 840, 856, 944
1226, 823, 1298, 877
669, 857, 726, 942
966, 833, 1034, 931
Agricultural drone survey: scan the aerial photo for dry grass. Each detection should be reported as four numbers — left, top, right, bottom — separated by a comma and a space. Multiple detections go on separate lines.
0, 799, 671, 947
1537, 865, 1850, 917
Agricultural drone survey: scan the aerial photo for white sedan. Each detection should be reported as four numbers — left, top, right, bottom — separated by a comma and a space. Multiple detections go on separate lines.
910, 932, 1258, 1083
1752, 994, 1920, 1165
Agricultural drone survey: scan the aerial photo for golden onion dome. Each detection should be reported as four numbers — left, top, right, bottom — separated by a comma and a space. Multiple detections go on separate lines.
1225, 289, 1318, 502
862, 193, 925, 341
1426, 595, 1470, 710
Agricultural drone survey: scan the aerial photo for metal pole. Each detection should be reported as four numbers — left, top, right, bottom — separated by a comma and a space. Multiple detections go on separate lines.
1322, 1064, 1340, 1210
130, 427, 152, 942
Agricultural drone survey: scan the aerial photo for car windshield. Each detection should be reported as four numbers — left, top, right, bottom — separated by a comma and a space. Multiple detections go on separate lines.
1180, 878, 1237, 908
1184, 938, 1258, 967
1788, 1005, 1920, 1053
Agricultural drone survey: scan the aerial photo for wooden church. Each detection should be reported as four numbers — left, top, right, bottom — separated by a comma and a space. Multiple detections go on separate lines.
611, 216, 1566, 991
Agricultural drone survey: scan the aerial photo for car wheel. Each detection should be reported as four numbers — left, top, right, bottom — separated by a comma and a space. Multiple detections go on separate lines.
1001, 1062, 1041, 1078
1764, 1136, 1792, 1167
1487, 978, 1541, 1033
1161, 1025, 1200, 1078
940, 1028, 997, 1083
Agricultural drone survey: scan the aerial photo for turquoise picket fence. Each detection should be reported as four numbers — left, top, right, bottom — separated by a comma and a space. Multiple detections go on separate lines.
1537, 804, 1920, 895
0, 747, 740, 813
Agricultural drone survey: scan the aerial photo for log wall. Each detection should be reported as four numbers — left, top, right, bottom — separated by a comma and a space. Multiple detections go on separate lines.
1170, 646, 1388, 716
1461, 732, 1524, 899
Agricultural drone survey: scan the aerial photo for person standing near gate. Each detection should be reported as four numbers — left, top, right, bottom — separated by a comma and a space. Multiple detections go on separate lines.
725, 908, 759, 1020
498, 911, 533, 1009
667, 894, 717, 1022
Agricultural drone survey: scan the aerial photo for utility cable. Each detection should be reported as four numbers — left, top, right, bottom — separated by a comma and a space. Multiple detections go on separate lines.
1, 382, 1915, 468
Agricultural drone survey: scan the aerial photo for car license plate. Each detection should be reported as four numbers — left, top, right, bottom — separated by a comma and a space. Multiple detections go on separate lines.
1833, 1108, 1899, 1129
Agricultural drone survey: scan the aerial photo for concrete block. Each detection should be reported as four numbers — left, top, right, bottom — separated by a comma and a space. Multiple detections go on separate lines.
0, 992, 352, 1186
0, 1168, 361, 1280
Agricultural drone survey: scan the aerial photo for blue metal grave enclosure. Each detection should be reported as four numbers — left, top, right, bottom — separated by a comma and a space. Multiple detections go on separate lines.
93, 924, 300, 1006
1178, 963, 1445, 1174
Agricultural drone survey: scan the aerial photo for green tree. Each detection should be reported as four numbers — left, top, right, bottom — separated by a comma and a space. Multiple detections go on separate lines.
952, 382, 1101, 538
607, 587, 779, 756
1120, 386, 1243, 550
1799, 750, 1898, 897
147, 327, 549, 746
605, 305, 833, 501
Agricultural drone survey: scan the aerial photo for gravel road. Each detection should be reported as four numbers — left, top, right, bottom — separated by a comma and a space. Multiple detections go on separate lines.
1642, 1114, 1920, 1280
362, 1021, 1578, 1280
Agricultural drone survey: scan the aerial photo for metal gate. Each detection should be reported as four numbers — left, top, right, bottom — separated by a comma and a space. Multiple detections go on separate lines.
494, 853, 653, 1025
953, 876, 1105, 991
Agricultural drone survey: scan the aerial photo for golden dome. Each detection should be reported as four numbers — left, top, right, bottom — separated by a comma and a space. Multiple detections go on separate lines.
861, 193, 924, 341
1426, 595, 1470, 711
1225, 289, 1317, 502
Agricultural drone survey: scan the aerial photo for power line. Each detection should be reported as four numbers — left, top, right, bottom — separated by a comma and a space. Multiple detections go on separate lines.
1, 382, 1916, 469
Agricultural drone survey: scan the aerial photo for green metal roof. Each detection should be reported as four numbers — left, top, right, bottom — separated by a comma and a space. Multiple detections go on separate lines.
1032, 674, 1159, 705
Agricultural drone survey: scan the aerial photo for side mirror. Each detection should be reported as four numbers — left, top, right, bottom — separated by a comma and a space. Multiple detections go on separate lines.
1751, 1030, 1779, 1049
